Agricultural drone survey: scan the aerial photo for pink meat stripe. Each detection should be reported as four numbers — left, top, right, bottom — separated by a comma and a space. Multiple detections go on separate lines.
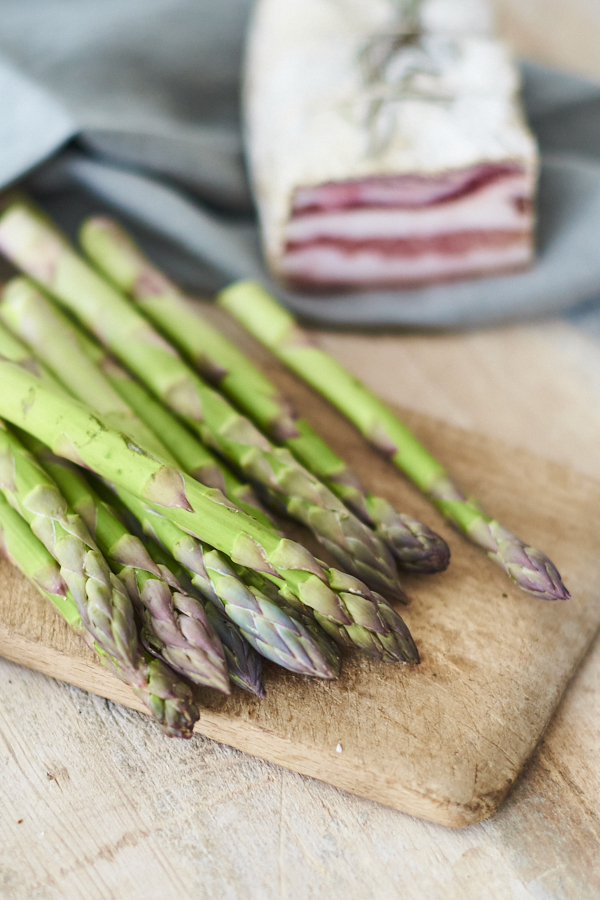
282, 164, 535, 287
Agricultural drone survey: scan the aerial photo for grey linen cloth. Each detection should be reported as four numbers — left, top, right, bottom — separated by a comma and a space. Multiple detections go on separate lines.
1, 0, 600, 330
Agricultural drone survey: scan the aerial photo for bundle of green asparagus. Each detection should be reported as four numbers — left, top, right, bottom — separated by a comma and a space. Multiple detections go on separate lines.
0, 199, 407, 605
74, 213, 569, 601
0, 189, 566, 743
2, 203, 422, 644
0, 288, 416, 664
217, 283, 570, 602
0, 489, 200, 738
70, 215, 568, 602
0, 321, 351, 676
77, 217, 451, 576
0, 197, 427, 738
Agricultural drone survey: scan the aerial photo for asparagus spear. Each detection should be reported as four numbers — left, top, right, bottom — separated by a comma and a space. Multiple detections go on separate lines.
0, 313, 60, 380
144, 540, 266, 699
0, 488, 89, 640
80, 216, 450, 574
0, 359, 418, 664
0, 490, 199, 737
114, 485, 417, 664
111, 483, 343, 674
0, 419, 140, 670
0, 276, 273, 527
219, 281, 570, 602
0, 200, 405, 603
0, 306, 406, 659
0, 298, 288, 684
29, 442, 230, 693
198, 592, 266, 697
0, 357, 319, 580
0, 277, 169, 459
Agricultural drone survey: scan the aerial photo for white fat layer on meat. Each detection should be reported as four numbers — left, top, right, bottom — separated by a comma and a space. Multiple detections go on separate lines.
244, 0, 539, 279
281, 239, 533, 285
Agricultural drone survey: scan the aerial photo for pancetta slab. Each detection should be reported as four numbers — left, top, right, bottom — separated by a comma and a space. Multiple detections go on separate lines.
244, 0, 538, 289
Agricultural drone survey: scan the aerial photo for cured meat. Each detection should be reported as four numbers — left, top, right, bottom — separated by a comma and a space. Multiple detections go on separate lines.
244, 0, 538, 289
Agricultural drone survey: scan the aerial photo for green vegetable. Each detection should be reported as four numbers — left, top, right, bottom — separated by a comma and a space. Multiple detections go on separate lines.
0, 419, 139, 670
0, 199, 405, 603
0, 358, 338, 601
144, 540, 267, 699
0, 490, 199, 737
0, 276, 273, 527
218, 280, 570, 602
0, 346, 417, 663
31, 443, 230, 693
80, 216, 449, 574
112, 485, 343, 676
116, 487, 418, 665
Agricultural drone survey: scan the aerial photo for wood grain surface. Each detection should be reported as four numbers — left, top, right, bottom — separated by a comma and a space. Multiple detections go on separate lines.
1, 304, 599, 829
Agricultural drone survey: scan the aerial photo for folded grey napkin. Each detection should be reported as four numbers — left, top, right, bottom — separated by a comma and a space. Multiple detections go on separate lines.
2, 0, 600, 330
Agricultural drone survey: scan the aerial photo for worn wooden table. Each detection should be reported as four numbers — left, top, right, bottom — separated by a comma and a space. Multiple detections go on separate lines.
2, 5, 600, 898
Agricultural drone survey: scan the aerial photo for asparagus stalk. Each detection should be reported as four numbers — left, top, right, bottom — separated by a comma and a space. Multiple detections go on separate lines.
0, 358, 321, 582
0, 358, 419, 664
0, 278, 169, 460
115, 485, 417, 664
219, 281, 570, 602
0, 276, 273, 527
0, 200, 405, 603
80, 216, 450, 574
0, 419, 140, 670
144, 540, 266, 698
0, 314, 60, 382
87, 349, 273, 526
0, 490, 199, 737
0, 488, 89, 640
0, 310, 310, 686
199, 592, 266, 697
111, 483, 343, 674
30, 442, 230, 693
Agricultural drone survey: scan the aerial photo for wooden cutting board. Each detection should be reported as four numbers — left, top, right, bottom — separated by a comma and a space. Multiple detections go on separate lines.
1, 306, 599, 829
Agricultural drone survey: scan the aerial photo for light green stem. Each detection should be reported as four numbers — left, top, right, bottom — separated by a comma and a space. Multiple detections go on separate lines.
79, 216, 449, 573
0, 199, 405, 603
0, 276, 273, 527
219, 280, 570, 602
0, 357, 350, 614
0, 489, 199, 737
